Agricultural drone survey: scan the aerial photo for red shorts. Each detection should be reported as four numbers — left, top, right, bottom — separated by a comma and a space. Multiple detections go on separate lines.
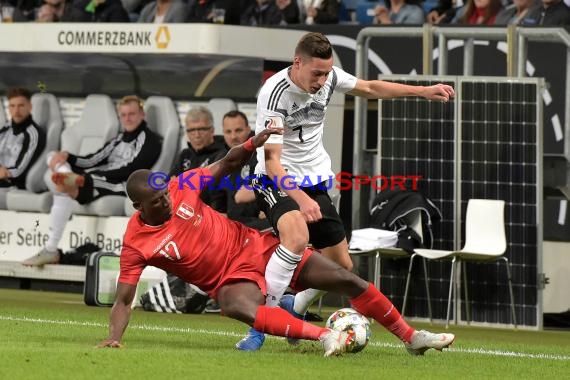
212, 229, 313, 299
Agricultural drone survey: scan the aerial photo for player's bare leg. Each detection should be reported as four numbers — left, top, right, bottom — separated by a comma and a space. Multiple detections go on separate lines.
218, 281, 352, 356
282, 239, 352, 343
236, 209, 308, 351
296, 253, 455, 355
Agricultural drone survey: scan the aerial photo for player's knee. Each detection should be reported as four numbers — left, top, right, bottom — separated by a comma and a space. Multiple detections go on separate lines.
222, 301, 257, 325
277, 213, 309, 253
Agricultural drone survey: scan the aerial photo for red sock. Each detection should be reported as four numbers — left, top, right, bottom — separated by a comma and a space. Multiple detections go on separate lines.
253, 305, 328, 340
350, 283, 415, 343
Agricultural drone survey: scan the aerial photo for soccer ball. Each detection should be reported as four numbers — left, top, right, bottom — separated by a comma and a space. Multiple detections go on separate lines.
325, 308, 371, 353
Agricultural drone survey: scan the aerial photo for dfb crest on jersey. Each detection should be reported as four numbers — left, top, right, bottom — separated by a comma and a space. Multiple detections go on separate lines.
313, 88, 327, 105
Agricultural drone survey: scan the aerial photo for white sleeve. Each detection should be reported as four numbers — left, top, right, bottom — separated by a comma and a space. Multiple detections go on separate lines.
256, 90, 285, 145
332, 66, 358, 93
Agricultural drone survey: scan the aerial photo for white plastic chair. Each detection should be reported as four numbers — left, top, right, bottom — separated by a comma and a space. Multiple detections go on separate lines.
403, 199, 516, 328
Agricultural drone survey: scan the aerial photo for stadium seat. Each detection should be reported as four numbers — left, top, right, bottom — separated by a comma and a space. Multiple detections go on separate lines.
0, 98, 6, 126
403, 199, 516, 328
343, 0, 365, 11
69, 94, 122, 216
423, 0, 439, 14
10, 94, 122, 215
355, 1, 381, 24
144, 96, 181, 174
207, 98, 237, 136
6, 93, 64, 212
124, 96, 181, 216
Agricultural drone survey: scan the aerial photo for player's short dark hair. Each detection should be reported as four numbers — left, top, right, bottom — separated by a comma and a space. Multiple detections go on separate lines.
223, 110, 249, 126
295, 32, 333, 60
7, 87, 32, 101
126, 169, 152, 202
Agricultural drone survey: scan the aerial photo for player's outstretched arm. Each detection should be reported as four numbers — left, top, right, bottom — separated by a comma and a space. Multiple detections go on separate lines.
348, 79, 455, 102
208, 127, 283, 181
97, 282, 137, 348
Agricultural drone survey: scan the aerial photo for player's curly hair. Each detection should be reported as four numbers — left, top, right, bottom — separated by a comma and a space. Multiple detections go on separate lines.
295, 32, 332, 60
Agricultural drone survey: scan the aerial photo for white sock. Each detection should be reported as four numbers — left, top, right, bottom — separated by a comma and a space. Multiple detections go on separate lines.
294, 288, 327, 315
265, 244, 302, 307
45, 193, 74, 252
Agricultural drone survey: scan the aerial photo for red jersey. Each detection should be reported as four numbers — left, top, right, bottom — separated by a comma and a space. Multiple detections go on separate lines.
119, 167, 280, 298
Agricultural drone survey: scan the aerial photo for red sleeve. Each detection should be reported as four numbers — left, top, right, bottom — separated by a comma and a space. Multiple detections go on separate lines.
118, 243, 146, 286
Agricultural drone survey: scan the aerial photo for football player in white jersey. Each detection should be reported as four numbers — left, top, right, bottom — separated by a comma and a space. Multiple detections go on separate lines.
236, 32, 454, 351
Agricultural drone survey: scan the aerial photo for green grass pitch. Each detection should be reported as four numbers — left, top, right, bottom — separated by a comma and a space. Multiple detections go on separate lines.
0, 289, 568, 379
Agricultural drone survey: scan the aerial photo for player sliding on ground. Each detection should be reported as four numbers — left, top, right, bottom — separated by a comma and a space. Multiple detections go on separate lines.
98, 127, 455, 356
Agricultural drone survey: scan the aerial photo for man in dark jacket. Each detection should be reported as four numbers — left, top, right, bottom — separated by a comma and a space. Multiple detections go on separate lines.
222, 110, 270, 231
169, 106, 228, 213
22, 95, 161, 266
0, 87, 45, 190
523, 0, 570, 25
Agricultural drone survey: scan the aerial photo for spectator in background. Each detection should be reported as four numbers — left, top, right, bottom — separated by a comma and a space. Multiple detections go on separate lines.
21, 95, 161, 267
451, 0, 503, 24
61, 0, 130, 22
241, 0, 283, 25
187, 0, 242, 24
138, 0, 188, 22
0, 87, 45, 190
300, 0, 340, 24
222, 110, 270, 231
35, 0, 65, 21
523, 0, 570, 25
169, 106, 228, 214
276, 0, 300, 23
241, 0, 299, 24
11, 0, 47, 22
494, 0, 539, 24
373, 0, 425, 24
426, 0, 459, 24
187, 0, 218, 22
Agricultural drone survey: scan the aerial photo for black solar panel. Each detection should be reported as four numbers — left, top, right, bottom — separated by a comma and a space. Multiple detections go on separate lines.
459, 78, 541, 327
373, 76, 542, 328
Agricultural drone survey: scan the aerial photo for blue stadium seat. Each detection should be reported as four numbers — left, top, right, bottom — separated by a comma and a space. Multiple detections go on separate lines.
423, 0, 439, 14
343, 0, 365, 11
356, 1, 382, 25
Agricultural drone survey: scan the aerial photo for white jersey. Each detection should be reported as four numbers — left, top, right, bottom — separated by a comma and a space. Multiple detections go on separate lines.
254, 65, 357, 185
